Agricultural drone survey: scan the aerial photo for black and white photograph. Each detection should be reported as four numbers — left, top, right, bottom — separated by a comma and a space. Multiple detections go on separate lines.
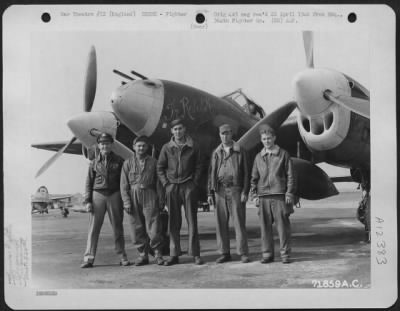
3, 4, 397, 309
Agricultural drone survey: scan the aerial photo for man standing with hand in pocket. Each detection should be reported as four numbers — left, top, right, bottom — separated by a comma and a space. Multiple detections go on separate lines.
157, 118, 204, 266
208, 124, 250, 264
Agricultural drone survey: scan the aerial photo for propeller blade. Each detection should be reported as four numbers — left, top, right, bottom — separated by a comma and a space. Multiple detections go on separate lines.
323, 90, 370, 118
35, 137, 77, 178
111, 139, 134, 160
302, 31, 314, 68
84, 46, 97, 112
292, 158, 338, 200
238, 101, 297, 151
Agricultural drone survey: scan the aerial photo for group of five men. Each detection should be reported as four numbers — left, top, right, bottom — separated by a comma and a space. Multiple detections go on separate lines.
80, 118, 295, 268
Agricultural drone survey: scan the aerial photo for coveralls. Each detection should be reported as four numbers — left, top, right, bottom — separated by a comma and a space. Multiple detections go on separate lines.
157, 136, 202, 257
120, 153, 163, 257
250, 146, 295, 260
208, 142, 250, 256
82, 152, 128, 264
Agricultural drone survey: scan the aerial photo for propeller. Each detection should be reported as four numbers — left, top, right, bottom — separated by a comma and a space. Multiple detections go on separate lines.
35, 137, 77, 178
323, 90, 370, 118
35, 46, 98, 178
303, 31, 314, 68
84, 46, 97, 112
237, 101, 297, 151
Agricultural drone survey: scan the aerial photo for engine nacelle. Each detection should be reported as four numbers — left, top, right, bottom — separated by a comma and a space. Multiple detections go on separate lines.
293, 68, 352, 151
297, 104, 351, 151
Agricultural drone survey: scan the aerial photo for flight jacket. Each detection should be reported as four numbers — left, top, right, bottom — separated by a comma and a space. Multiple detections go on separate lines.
84, 152, 124, 204
157, 136, 202, 187
250, 146, 295, 199
120, 154, 159, 209
208, 142, 250, 195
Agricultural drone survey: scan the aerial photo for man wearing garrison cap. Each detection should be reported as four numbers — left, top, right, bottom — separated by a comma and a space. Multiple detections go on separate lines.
120, 136, 165, 266
81, 132, 129, 268
157, 118, 204, 266
208, 124, 251, 264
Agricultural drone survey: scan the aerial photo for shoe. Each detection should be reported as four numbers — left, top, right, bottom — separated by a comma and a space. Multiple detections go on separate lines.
135, 256, 149, 266
80, 262, 93, 268
194, 256, 204, 265
216, 254, 231, 264
282, 257, 291, 264
155, 257, 165, 265
120, 259, 131, 266
148, 247, 155, 257
241, 255, 250, 263
260, 257, 274, 264
164, 256, 179, 266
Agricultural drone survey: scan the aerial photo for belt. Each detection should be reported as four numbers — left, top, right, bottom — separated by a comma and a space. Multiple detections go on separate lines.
218, 181, 234, 188
131, 184, 154, 190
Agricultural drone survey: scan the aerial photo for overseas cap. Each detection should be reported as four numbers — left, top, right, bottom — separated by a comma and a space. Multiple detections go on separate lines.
170, 118, 185, 128
219, 124, 233, 134
133, 135, 150, 145
97, 132, 114, 143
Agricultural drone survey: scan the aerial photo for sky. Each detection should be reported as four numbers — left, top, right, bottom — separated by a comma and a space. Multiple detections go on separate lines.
28, 30, 369, 194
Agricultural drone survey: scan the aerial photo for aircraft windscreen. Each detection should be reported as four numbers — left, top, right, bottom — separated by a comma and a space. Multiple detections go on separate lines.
222, 89, 265, 119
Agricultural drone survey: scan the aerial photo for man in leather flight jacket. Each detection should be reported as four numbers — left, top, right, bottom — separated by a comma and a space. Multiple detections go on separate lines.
208, 124, 250, 264
80, 133, 129, 268
157, 118, 204, 266
250, 124, 295, 264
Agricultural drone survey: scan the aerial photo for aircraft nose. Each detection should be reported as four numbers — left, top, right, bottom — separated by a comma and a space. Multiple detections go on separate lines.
111, 79, 164, 136
292, 69, 332, 117
67, 111, 119, 147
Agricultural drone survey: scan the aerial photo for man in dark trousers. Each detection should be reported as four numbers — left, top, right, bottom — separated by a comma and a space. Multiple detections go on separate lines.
208, 124, 250, 263
81, 133, 129, 268
157, 118, 204, 266
120, 136, 165, 266
250, 124, 295, 264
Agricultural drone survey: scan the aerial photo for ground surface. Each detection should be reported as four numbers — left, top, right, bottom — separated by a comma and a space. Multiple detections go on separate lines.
32, 191, 370, 289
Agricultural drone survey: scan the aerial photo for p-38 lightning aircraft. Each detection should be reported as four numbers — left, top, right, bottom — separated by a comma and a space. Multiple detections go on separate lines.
32, 32, 370, 235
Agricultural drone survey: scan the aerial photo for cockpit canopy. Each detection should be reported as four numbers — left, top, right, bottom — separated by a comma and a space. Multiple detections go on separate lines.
222, 89, 265, 120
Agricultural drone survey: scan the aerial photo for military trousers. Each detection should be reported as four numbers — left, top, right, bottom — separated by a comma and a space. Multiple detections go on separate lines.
258, 195, 291, 259
165, 181, 200, 257
127, 185, 163, 256
215, 186, 248, 256
83, 191, 127, 263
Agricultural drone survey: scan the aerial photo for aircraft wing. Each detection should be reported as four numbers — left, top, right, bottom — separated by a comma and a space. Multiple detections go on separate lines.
330, 176, 354, 183
48, 194, 74, 200
31, 140, 83, 155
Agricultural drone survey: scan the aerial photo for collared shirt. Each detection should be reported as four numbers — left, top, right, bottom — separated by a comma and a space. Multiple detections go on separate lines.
84, 151, 124, 203
217, 144, 235, 185
250, 146, 295, 198
208, 141, 250, 194
120, 153, 159, 209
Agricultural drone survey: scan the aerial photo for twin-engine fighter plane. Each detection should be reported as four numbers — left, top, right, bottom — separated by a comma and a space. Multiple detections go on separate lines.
32, 32, 370, 235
